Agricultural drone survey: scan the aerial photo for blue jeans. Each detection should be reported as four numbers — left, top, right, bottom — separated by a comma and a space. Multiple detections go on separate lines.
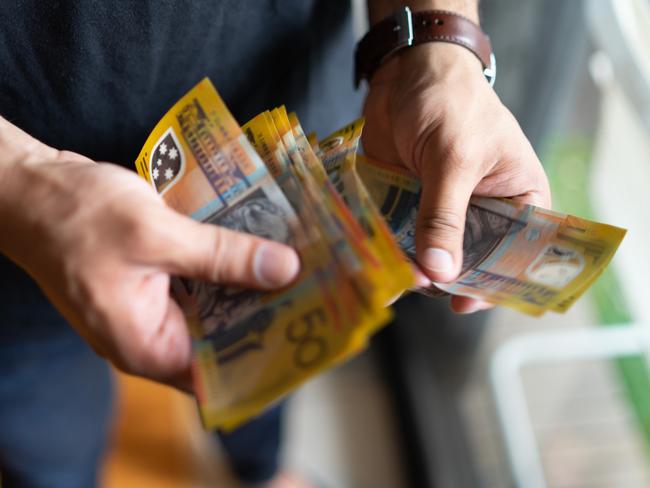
0, 257, 282, 487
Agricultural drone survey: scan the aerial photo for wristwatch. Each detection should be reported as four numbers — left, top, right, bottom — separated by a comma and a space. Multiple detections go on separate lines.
355, 7, 496, 88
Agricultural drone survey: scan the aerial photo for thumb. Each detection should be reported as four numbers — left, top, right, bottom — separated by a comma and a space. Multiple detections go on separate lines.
416, 162, 476, 282
158, 212, 301, 290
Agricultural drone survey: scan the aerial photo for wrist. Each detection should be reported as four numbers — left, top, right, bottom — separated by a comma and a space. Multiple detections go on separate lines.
0, 157, 31, 258
370, 42, 483, 87
0, 119, 65, 258
0, 121, 34, 231
357, 6, 493, 88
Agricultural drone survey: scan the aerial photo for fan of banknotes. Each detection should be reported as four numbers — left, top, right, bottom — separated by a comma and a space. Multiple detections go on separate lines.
135, 78, 626, 429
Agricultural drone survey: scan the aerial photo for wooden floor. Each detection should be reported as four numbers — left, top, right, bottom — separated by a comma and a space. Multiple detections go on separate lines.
101, 371, 233, 488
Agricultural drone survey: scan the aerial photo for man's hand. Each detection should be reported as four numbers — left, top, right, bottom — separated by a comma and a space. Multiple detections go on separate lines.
363, 42, 551, 313
0, 119, 300, 389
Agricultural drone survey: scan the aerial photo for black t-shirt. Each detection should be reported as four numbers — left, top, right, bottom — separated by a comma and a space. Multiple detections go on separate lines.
0, 0, 359, 165
0, 0, 362, 336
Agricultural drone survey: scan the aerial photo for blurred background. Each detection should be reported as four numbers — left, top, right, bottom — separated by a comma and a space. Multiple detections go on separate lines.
100, 0, 650, 486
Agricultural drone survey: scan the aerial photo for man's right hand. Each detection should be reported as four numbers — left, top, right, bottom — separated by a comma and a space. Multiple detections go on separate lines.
0, 118, 300, 390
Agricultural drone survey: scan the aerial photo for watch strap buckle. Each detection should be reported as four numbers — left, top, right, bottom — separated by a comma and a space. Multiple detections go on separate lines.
392, 6, 414, 49
484, 52, 497, 87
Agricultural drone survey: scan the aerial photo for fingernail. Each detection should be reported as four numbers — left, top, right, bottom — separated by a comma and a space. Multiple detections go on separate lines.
253, 243, 301, 288
459, 300, 492, 314
413, 268, 431, 287
421, 248, 454, 273
459, 302, 482, 314
476, 300, 494, 311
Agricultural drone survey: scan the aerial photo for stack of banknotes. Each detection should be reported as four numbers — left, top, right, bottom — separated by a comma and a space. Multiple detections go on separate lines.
135, 78, 626, 429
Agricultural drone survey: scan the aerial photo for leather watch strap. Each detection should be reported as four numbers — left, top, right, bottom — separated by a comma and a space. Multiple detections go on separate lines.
355, 8, 495, 87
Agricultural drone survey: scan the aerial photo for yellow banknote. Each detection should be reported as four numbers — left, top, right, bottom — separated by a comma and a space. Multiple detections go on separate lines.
319, 120, 415, 314
244, 110, 391, 336
288, 112, 386, 287
356, 155, 627, 315
135, 79, 388, 430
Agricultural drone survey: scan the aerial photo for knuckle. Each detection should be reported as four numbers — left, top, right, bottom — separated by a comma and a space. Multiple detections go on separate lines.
419, 209, 465, 241
117, 320, 157, 376
204, 227, 227, 282
431, 139, 478, 177
136, 342, 164, 375
120, 214, 150, 248
118, 314, 184, 381
84, 286, 143, 371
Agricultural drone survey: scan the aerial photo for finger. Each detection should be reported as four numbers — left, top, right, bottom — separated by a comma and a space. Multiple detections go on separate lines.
154, 211, 301, 290
111, 293, 193, 386
478, 140, 552, 210
450, 295, 494, 314
145, 298, 194, 391
416, 159, 477, 282
143, 297, 193, 383
412, 266, 432, 288
167, 368, 194, 394
509, 185, 552, 210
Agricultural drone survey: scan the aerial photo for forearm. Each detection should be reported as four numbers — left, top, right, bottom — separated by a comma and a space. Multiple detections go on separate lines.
0, 116, 89, 259
0, 117, 37, 253
367, 0, 479, 25
0, 116, 59, 200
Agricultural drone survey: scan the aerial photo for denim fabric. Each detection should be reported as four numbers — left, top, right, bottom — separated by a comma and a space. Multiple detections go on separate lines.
218, 402, 285, 484
0, 316, 114, 488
